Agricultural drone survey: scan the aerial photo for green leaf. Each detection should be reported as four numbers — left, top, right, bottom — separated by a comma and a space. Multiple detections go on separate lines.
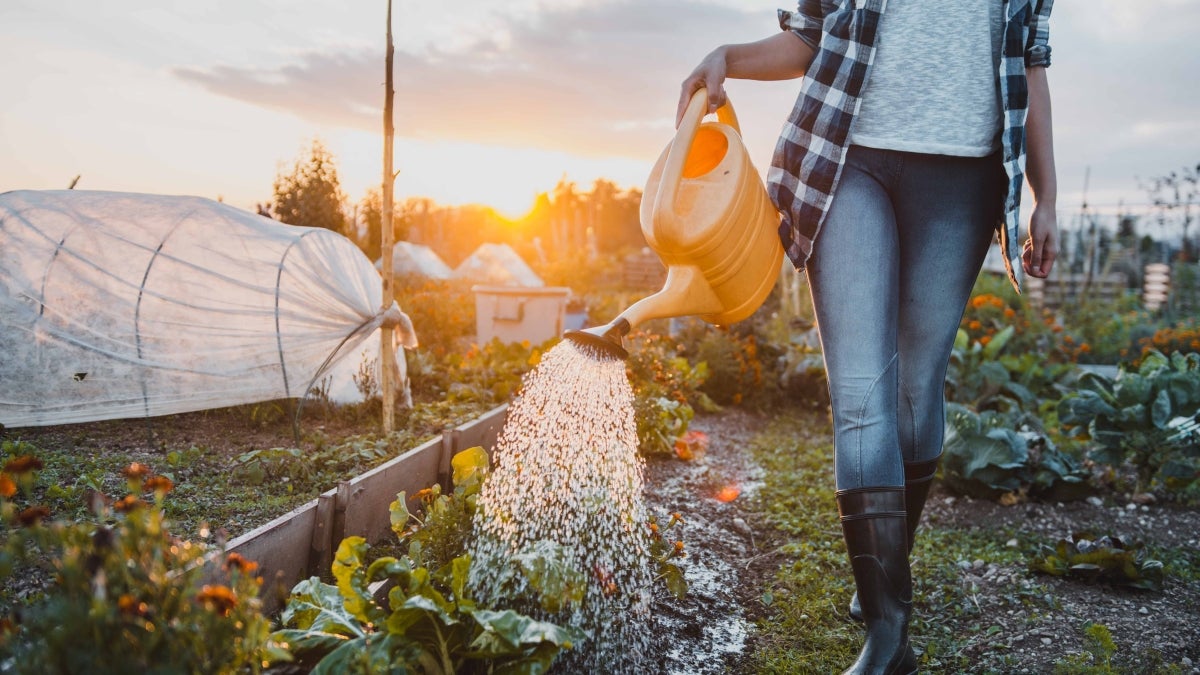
279, 577, 366, 637
954, 328, 968, 352
659, 563, 688, 600
1058, 390, 1117, 427
1151, 388, 1174, 429
1113, 373, 1152, 408
1139, 350, 1169, 377
390, 491, 412, 537
468, 608, 581, 655
451, 446, 490, 492
333, 536, 386, 626
982, 325, 1014, 359
271, 628, 352, 659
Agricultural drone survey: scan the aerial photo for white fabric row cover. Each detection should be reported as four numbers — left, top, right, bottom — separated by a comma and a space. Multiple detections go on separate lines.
0, 190, 415, 428
375, 241, 452, 280
452, 242, 544, 287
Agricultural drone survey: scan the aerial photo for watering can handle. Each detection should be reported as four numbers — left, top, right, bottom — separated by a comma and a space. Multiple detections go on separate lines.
655, 88, 740, 227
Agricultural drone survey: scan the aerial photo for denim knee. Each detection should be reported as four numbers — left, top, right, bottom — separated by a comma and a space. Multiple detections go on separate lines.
830, 353, 903, 489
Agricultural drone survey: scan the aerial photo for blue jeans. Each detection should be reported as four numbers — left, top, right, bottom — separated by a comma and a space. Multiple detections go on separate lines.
807, 145, 1004, 490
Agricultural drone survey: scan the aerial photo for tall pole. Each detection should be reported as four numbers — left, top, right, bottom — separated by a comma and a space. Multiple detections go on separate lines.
380, 0, 397, 433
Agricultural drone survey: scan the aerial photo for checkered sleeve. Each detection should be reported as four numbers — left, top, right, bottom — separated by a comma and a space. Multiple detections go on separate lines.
1025, 0, 1053, 67
778, 0, 833, 50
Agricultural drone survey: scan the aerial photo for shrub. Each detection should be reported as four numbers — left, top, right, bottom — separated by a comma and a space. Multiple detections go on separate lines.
1058, 350, 1200, 493
0, 456, 271, 674
941, 403, 1093, 502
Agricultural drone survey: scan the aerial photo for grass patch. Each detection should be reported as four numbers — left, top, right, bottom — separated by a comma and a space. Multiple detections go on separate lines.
745, 409, 1059, 673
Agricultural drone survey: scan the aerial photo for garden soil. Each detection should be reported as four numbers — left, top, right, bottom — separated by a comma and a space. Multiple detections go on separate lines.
648, 407, 1200, 675
8, 406, 1200, 673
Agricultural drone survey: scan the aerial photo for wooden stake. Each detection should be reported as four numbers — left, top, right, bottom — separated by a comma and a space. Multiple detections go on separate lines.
380, 0, 397, 433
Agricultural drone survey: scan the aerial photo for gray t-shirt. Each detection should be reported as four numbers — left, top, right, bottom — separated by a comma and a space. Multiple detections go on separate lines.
849, 0, 1004, 157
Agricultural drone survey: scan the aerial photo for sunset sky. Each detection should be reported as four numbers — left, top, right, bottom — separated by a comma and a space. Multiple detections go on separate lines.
2, 0, 1198, 223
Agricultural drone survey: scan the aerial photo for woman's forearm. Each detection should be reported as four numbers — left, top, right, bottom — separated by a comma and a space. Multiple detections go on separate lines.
721, 31, 815, 81
1024, 66, 1057, 208
678, 31, 814, 122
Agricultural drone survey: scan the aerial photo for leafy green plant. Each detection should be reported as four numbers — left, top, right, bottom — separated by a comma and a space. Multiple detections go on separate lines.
635, 396, 695, 456
942, 403, 1092, 502
1030, 532, 1164, 591
946, 326, 1073, 414
0, 458, 271, 674
390, 446, 488, 572
271, 447, 582, 673
1058, 349, 1200, 492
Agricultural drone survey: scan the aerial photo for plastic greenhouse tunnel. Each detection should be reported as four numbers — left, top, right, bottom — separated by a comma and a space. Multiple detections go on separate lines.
0, 190, 416, 428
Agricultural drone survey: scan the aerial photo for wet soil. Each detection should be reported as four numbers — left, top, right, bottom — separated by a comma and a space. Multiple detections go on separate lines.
643, 406, 1200, 674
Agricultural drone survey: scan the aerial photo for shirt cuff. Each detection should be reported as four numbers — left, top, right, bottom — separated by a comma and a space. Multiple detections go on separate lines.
1025, 44, 1052, 68
778, 8, 822, 51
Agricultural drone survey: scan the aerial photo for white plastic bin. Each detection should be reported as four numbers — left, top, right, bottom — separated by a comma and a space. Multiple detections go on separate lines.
472, 285, 571, 345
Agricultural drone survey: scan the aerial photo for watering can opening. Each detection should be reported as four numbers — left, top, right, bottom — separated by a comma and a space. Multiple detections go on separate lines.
565, 87, 783, 361
682, 127, 729, 179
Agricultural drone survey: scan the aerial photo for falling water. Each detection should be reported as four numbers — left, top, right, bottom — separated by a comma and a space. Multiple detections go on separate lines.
470, 340, 653, 673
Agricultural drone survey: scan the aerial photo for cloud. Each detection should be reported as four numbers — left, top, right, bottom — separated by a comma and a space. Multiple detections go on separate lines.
173, 0, 767, 160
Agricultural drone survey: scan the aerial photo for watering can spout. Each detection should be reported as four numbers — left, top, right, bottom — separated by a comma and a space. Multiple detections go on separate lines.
563, 265, 722, 360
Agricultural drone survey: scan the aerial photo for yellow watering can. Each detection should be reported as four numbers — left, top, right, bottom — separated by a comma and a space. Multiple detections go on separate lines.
565, 88, 784, 359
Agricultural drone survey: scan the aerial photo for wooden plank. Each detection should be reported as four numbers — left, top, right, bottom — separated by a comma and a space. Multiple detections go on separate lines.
339, 435, 445, 547
309, 492, 337, 579
225, 499, 320, 615
454, 405, 508, 457
338, 405, 508, 548
206, 405, 511, 616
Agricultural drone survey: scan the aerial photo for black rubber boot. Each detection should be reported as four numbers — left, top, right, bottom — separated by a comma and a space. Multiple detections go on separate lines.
849, 457, 939, 622
838, 487, 918, 675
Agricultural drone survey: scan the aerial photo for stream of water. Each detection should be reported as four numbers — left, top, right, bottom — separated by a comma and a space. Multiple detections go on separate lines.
469, 340, 653, 673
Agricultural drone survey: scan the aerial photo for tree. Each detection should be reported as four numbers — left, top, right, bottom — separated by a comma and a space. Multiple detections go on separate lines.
1144, 162, 1200, 262
356, 187, 384, 261
271, 139, 349, 235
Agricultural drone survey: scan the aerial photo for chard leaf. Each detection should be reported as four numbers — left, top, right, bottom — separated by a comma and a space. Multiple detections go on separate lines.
1151, 389, 1174, 429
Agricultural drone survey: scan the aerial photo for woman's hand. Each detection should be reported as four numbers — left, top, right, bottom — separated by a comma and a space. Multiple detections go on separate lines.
677, 47, 728, 127
675, 33, 814, 128
1022, 203, 1058, 278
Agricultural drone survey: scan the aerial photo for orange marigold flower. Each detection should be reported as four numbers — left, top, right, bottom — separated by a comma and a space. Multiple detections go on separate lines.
2, 456, 43, 475
118, 594, 150, 617
1003, 308, 1016, 318
121, 463, 151, 480
143, 476, 174, 495
968, 320, 982, 331
0, 474, 15, 499
674, 541, 685, 554
990, 297, 1005, 308
196, 585, 238, 617
1052, 325, 1063, 333
17, 505, 51, 526
113, 495, 146, 513
971, 296, 987, 309
979, 336, 992, 346
415, 488, 436, 503
224, 553, 258, 575
1080, 343, 1092, 353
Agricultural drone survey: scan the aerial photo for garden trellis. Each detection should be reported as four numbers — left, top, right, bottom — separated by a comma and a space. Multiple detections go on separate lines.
0, 190, 415, 428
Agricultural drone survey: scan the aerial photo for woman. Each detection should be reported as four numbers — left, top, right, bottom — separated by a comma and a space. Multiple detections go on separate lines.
679, 1, 1058, 673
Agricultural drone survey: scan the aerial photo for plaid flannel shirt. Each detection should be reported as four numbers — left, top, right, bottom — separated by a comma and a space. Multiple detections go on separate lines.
766, 0, 1054, 291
